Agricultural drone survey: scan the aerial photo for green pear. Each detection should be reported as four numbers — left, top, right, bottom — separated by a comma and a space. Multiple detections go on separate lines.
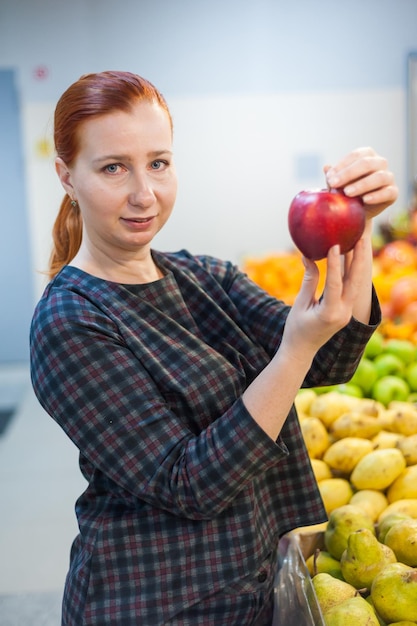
387, 622, 417, 626
324, 595, 380, 625
384, 518, 417, 567
324, 504, 375, 560
312, 572, 357, 614
306, 549, 344, 580
340, 528, 397, 590
371, 563, 417, 623
377, 513, 412, 543
366, 596, 387, 626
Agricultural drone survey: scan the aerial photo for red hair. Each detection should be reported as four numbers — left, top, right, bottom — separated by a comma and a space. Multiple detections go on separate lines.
49, 71, 172, 279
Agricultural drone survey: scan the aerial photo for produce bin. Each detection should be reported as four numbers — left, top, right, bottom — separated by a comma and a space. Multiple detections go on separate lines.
273, 531, 325, 626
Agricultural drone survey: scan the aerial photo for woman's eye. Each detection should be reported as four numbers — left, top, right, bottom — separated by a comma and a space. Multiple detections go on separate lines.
150, 160, 167, 170
104, 163, 121, 174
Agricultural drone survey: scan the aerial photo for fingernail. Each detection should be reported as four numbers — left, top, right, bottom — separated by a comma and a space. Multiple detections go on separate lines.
344, 185, 356, 196
327, 176, 339, 188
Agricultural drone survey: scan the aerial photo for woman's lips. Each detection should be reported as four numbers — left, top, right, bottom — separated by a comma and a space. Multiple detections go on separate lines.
121, 216, 155, 229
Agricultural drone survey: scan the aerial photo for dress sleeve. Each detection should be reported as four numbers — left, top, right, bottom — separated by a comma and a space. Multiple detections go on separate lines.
199, 254, 382, 388
30, 288, 288, 521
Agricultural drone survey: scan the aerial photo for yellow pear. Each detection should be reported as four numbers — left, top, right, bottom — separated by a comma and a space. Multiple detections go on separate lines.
294, 389, 317, 414
324, 595, 380, 625
371, 563, 417, 623
359, 398, 384, 417
329, 411, 382, 440
309, 391, 361, 428
310, 458, 332, 482
324, 504, 375, 560
387, 465, 417, 502
306, 549, 344, 580
384, 518, 417, 566
389, 401, 417, 411
318, 478, 353, 514
300, 416, 330, 458
291, 521, 328, 534
396, 433, 417, 465
372, 429, 405, 449
388, 403, 417, 436
376, 408, 397, 431
350, 448, 406, 491
312, 572, 357, 614
340, 528, 397, 590
377, 512, 413, 543
378, 499, 417, 524
323, 438, 374, 475
387, 622, 417, 625
350, 490, 389, 523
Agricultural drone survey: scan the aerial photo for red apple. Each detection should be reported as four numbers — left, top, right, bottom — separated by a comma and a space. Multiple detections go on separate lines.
288, 189, 366, 260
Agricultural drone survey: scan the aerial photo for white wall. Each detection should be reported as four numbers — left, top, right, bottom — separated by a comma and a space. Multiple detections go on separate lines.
1, 0, 416, 302
25, 88, 405, 299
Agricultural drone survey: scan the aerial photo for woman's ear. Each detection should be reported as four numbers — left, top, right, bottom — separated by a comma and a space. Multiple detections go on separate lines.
55, 157, 75, 198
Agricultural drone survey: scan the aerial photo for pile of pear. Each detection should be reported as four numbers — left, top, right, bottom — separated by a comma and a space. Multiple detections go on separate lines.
307, 506, 417, 625
294, 388, 417, 625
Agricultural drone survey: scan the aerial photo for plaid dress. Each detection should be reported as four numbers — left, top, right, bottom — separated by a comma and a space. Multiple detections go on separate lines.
30, 250, 380, 625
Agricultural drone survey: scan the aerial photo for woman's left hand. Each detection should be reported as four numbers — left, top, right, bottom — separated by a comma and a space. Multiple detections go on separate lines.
324, 146, 399, 219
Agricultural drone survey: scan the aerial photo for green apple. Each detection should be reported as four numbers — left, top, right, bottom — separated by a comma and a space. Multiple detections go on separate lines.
363, 331, 384, 359
372, 375, 410, 406
373, 353, 405, 378
335, 383, 364, 398
384, 338, 417, 365
405, 362, 417, 392
350, 357, 378, 394
312, 385, 337, 395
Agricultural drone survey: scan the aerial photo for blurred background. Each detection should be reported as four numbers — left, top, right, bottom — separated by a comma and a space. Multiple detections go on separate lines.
1, 0, 417, 365
0, 0, 416, 618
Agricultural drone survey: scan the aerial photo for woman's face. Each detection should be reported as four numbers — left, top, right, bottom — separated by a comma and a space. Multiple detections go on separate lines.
56, 100, 177, 260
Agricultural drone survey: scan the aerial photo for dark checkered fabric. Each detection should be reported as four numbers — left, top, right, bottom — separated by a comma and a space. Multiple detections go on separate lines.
30, 249, 381, 625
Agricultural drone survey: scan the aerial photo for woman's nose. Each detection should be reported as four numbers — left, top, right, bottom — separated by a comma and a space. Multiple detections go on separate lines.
128, 175, 155, 208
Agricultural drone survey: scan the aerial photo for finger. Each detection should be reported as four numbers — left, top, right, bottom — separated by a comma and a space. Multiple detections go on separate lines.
323, 165, 332, 189
326, 153, 386, 190
292, 256, 320, 309
327, 147, 377, 174
361, 182, 399, 207
343, 170, 396, 199
342, 248, 354, 276
320, 245, 344, 307
340, 237, 367, 302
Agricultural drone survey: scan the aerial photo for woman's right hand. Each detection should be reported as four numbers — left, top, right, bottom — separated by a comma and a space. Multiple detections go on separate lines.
281, 237, 367, 362
242, 238, 369, 441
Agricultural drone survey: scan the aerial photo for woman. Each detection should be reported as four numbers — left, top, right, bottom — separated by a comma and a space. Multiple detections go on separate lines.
30, 71, 398, 625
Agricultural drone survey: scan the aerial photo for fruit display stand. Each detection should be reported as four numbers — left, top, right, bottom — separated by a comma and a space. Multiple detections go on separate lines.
273, 531, 325, 626
244, 202, 417, 623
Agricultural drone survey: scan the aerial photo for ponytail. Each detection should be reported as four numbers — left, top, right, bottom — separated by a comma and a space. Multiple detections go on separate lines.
48, 194, 82, 279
